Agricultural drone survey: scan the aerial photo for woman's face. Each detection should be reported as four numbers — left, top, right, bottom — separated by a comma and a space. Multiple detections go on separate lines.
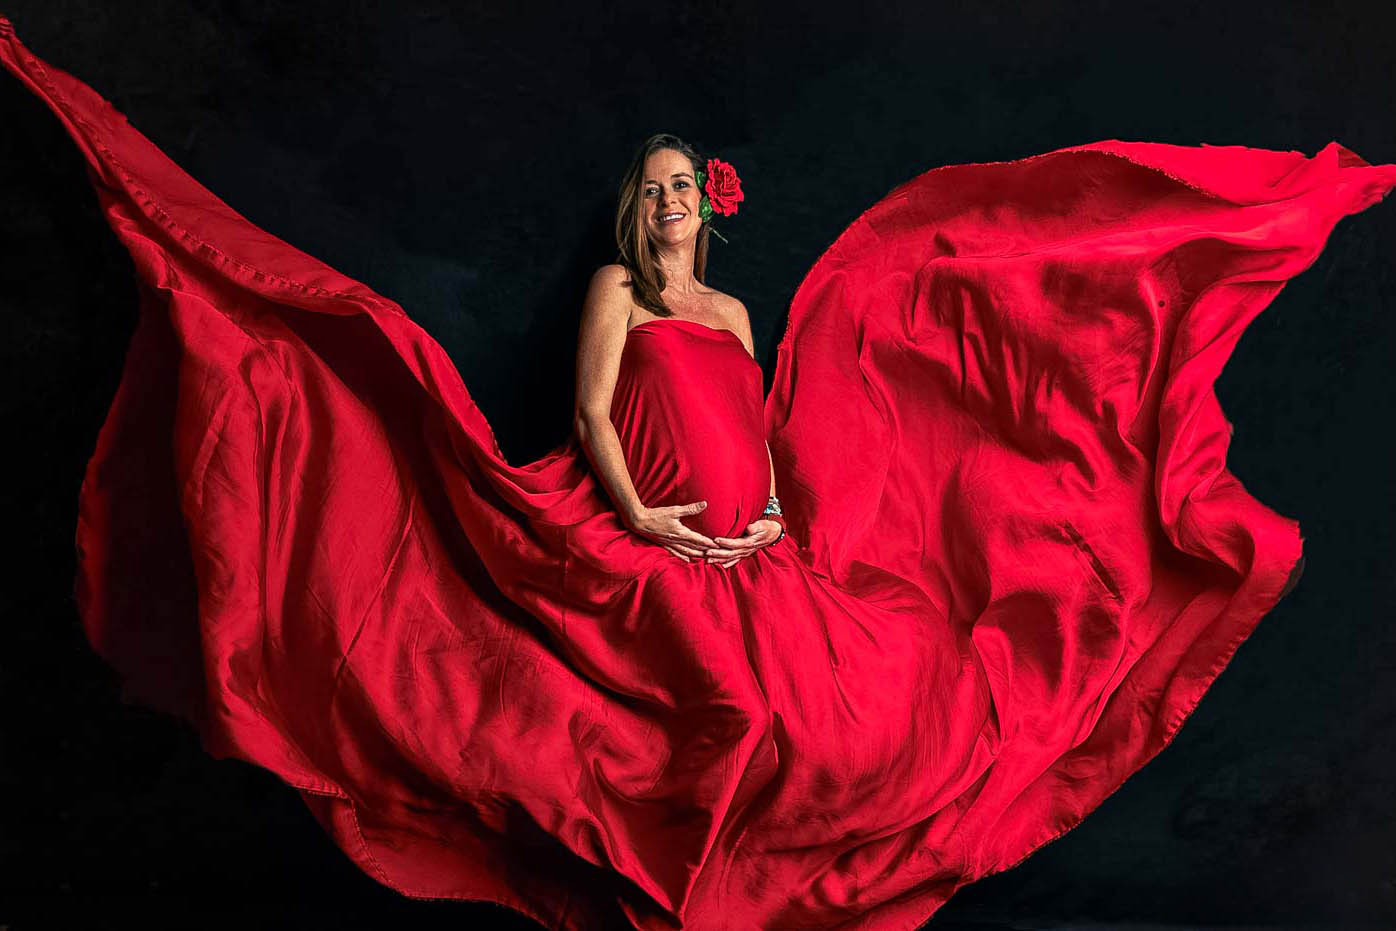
642, 148, 700, 247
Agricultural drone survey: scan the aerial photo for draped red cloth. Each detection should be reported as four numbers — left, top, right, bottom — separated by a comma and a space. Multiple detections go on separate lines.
6, 15, 1394, 930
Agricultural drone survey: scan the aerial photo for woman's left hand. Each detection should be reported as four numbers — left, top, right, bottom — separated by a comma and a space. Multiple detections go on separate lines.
705, 518, 783, 568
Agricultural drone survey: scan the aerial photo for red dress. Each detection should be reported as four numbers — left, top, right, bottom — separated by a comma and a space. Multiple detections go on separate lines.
5, 16, 1393, 930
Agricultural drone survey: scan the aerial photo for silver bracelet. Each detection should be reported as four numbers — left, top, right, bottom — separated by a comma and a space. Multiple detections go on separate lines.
762, 496, 785, 542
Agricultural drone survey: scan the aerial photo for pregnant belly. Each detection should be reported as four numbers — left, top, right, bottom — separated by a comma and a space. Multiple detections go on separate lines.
631, 436, 769, 540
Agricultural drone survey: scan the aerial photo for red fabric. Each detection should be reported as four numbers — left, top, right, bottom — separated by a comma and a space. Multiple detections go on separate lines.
5, 17, 1394, 930
610, 319, 771, 540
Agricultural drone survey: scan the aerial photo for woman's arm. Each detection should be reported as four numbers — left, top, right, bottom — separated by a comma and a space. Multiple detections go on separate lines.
766, 441, 777, 498
573, 266, 716, 560
573, 265, 646, 526
727, 299, 779, 503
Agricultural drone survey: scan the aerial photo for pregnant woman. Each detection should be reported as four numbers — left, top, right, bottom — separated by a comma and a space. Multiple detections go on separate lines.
4, 15, 1393, 930
579, 140, 785, 570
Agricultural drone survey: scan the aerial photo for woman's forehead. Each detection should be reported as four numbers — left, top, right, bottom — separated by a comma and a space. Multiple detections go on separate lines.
645, 149, 690, 173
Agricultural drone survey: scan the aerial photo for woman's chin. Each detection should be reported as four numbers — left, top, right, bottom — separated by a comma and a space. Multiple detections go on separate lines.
651, 227, 691, 245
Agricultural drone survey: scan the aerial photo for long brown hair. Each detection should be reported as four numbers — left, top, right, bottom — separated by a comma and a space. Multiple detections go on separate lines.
614, 133, 711, 318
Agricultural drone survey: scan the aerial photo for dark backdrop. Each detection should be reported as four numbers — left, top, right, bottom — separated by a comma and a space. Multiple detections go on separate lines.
1, 1, 1393, 928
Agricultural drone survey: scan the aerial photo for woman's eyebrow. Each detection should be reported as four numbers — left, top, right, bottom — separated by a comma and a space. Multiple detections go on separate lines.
645, 171, 695, 183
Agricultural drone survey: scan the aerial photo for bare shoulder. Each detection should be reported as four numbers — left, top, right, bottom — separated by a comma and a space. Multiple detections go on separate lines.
594, 262, 628, 282
586, 263, 636, 306
590, 263, 631, 292
712, 290, 752, 335
720, 292, 750, 320
580, 264, 636, 335
701, 288, 755, 355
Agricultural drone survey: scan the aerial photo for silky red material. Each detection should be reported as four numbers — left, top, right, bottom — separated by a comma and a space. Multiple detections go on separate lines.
5, 17, 1393, 930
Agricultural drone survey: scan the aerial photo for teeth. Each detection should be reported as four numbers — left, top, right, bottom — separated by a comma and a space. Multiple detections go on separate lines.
660, 214, 683, 222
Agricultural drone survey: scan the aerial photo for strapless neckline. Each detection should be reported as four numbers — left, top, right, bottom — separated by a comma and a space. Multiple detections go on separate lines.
626, 317, 758, 366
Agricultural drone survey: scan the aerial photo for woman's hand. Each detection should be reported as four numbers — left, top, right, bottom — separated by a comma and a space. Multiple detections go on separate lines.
705, 518, 783, 568
626, 501, 718, 562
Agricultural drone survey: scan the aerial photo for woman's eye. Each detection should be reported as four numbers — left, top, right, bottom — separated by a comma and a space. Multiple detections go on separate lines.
645, 182, 687, 196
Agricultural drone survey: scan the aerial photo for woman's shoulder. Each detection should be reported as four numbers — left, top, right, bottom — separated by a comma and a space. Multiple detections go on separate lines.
701, 285, 749, 321
591, 263, 631, 288
585, 265, 635, 314
695, 286, 752, 343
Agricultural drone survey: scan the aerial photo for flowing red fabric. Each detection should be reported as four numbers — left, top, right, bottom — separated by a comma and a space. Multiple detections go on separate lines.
6, 17, 1394, 930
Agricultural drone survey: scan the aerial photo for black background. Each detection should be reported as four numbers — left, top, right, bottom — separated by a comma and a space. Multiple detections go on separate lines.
1, 1, 1393, 928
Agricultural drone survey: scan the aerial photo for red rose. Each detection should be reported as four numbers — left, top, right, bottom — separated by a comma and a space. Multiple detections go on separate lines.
704, 157, 744, 217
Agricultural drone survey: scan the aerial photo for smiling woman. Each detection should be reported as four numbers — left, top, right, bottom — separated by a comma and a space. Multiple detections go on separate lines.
612, 133, 720, 319
574, 134, 777, 567
4, 13, 1394, 931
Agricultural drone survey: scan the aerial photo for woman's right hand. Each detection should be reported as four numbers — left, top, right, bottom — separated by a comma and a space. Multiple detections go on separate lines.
626, 501, 717, 562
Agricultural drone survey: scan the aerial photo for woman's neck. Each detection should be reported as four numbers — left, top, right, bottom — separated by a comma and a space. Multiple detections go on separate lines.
654, 245, 700, 293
